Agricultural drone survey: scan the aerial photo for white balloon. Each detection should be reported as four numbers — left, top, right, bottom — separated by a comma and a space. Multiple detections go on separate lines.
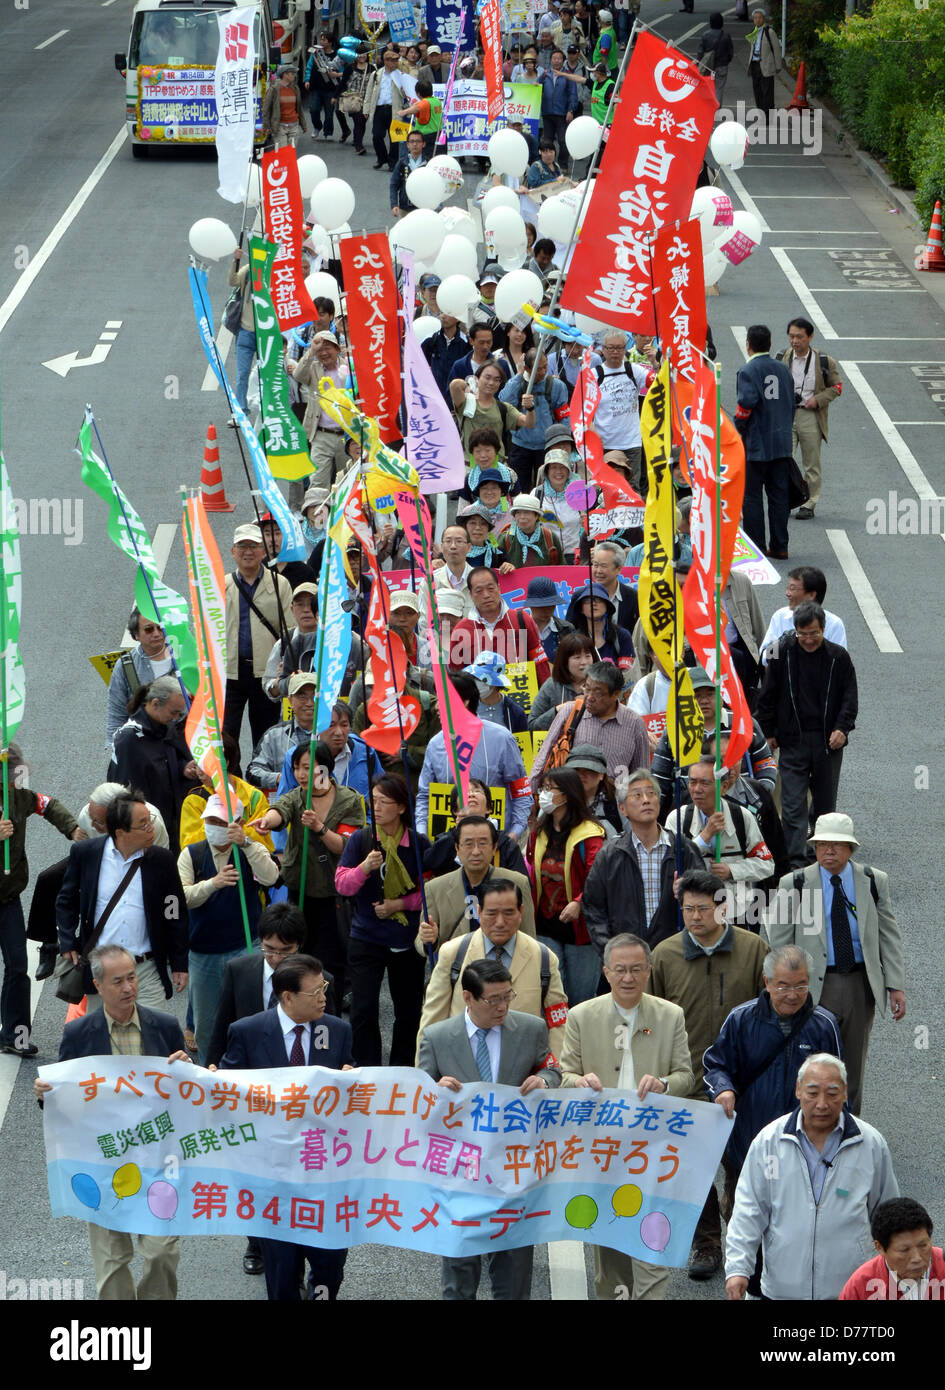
493, 268, 544, 323
488, 128, 529, 177
304, 271, 341, 312
484, 205, 526, 252
432, 233, 479, 281
395, 208, 446, 261
689, 185, 734, 239
296, 154, 328, 198
719, 209, 763, 265
565, 114, 603, 161
244, 165, 263, 208
312, 178, 355, 231
498, 244, 528, 271
435, 273, 479, 320
703, 248, 729, 284
188, 217, 237, 261
709, 121, 749, 171
405, 166, 444, 211
573, 311, 613, 336
481, 185, 521, 220
411, 315, 442, 343
428, 154, 464, 190
536, 189, 582, 243
439, 205, 480, 245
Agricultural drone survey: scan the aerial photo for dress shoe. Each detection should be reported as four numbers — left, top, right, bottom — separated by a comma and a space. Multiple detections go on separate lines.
356, 146, 367, 155
243, 1251, 264, 1275
373, 161, 386, 169
35, 946, 57, 981
765, 547, 789, 559
2, 1042, 39, 1057
340, 130, 350, 143
796, 505, 815, 519
688, 1245, 722, 1280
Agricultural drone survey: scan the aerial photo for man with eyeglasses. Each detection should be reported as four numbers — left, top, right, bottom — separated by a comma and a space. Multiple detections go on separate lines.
649, 871, 767, 1282
419, 956, 562, 1300
415, 879, 567, 1060
218, 951, 355, 1300
560, 932, 692, 1300
703, 944, 842, 1295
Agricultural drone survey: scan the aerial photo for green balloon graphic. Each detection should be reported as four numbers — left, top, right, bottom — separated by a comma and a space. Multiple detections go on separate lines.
565, 1194, 599, 1230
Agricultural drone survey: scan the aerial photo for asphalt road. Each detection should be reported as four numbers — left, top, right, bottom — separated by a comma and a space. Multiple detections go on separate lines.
0, 0, 942, 1316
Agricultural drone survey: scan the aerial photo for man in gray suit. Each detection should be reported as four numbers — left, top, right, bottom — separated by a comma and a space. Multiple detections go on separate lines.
418, 957, 562, 1301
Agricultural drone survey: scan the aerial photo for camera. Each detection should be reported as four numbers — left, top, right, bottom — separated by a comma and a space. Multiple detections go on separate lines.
794, 392, 803, 406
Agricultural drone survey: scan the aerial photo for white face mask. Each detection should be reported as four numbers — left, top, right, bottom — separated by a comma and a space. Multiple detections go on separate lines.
474, 679, 496, 700
538, 790, 557, 816
205, 825, 232, 848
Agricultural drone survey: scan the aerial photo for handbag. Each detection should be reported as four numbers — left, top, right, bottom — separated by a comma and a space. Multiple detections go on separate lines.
339, 90, 363, 114
54, 859, 143, 1004
787, 455, 810, 510
223, 283, 244, 335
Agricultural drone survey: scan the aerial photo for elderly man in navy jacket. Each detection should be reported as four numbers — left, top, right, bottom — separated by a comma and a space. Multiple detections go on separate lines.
734, 324, 795, 560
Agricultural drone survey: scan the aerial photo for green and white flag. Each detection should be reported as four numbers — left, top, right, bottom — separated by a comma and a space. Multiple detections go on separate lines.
77, 409, 198, 692
0, 448, 26, 748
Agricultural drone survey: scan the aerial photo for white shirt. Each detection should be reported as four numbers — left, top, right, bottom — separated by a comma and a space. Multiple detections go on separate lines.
760, 605, 847, 661
614, 1002, 638, 1092
379, 70, 394, 105
465, 1009, 502, 1081
629, 670, 670, 715
276, 1004, 310, 1063
885, 1261, 930, 1301
94, 837, 149, 956
593, 362, 648, 449
263, 957, 275, 1010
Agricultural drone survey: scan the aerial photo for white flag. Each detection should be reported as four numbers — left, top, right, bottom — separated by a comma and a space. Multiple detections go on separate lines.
215, 5, 257, 203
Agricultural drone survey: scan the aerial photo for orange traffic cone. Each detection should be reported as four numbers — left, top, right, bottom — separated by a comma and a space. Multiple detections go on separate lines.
200, 423, 235, 511
786, 61, 810, 110
915, 200, 945, 272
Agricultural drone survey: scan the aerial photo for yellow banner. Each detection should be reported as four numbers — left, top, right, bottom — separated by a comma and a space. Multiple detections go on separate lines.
390, 119, 412, 143
89, 650, 128, 685
504, 661, 539, 715
428, 782, 507, 839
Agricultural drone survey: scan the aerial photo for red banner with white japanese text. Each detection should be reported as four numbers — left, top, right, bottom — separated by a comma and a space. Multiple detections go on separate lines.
480, 0, 504, 125
345, 484, 420, 755
570, 350, 645, 531
559, 32, 716, 334
340, 234, 403, 445
682, 360, 752, 770
651, 220, 706, 383
261, 148, 317, 332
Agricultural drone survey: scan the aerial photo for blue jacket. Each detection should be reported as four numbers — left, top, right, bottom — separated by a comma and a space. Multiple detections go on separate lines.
702, 990, 843, 1171
416, 721, 531, 837
541, 69, 582, 117
276, 733, 381, 804
499, 372, 568, 450
422, 327, 470, 399
219, 1007, 354, 1071
734, 352, 795, 461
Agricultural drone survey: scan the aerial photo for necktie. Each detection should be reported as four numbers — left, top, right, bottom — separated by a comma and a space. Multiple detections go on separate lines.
488, 944, 505, 967
289, 1024, 306, 1066
475, 1028, 492, 1082
830, 875, 856, 971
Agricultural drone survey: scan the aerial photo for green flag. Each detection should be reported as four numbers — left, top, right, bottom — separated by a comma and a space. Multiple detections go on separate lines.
77, 410, 198, 692
0, 448, 26, 747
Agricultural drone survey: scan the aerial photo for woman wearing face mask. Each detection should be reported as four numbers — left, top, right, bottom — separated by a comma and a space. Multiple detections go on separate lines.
252, 742, 366, 1006
179, 793, 281, 1066
528, 632, 595, 731
528, 767, 605, 1006
463, 652, 528, 733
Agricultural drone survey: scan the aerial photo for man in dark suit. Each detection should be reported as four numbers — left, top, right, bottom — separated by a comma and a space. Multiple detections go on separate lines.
219, 953, 355, 1301
35, 945, 192, 1299
419, 958, 562, 1301
56, 791, 189, 1011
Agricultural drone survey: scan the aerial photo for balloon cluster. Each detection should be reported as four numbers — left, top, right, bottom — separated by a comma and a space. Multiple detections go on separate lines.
696, 122, 763, 284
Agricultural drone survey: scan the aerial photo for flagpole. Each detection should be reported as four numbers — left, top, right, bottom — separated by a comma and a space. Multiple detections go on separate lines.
297, 523, 334, 906
355, 423, 380, 853
713, 359, 724, 857
87, 410, 191, 712
180, 491, 253, 952
576, 367, 601, 662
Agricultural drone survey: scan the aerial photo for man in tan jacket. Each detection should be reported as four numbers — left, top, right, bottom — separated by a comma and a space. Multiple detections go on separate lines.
560, 932, 693, 1300
415, 817, 535, 955
224, 523, 295, 747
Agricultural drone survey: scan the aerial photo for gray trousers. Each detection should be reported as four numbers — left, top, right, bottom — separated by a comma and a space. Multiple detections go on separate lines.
441, 1247, 533, 1300
779, 732, 844, 867
593, 1245, 669, 1300
819, 967, 875, 1115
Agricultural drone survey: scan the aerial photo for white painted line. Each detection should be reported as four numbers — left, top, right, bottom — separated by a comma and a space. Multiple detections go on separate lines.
100, 331, 119, 341
768, 230, 879, 235
773, 245, 889, 251
735, 162, 825, 168
730, 325, 748, 360
836, 338, 945, 342
807, 287, 923, 294
202, 325, 234, 391
119, 524, 177, 644
825, 529, 902, 655
548, 1241, 589, 1300
890, 420, 945, 425
35, 28, 68, 48
720, 167, 769, 233
840, 362, 938, 501
102, 0, 120, 6
769, 248, 837, 340
0, 127, 127, 338
846, 359, 945, 363
105, 319, 123, 328
751, 195, 851, 199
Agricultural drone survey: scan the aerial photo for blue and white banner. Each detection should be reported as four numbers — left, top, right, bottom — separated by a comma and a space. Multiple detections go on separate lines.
387, 0, 421, 43
434, 80, 540, 156
425, 0, 475, 52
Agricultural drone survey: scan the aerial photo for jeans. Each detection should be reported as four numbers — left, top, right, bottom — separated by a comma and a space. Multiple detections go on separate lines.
0, 897, 29, 1048
308, 85, 334, 135
234, 327, 257, 411
538, 936, 602, 1006
743, 456, 791, 555
615, 8, 632, 43
189, 945, 253, 1067
348, 936, 425, 1066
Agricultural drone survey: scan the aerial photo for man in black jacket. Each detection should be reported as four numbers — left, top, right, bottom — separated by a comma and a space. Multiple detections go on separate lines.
583, 769, 702, 953
57, 791, 189, 1011
755, 601, 858, 868
111, 675, 199, 854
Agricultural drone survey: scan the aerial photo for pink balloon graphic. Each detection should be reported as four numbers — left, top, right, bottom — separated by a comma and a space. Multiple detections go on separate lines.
565, 480, 596, 511
640, 1211, 671, 1253
147, 1180, 179, 1221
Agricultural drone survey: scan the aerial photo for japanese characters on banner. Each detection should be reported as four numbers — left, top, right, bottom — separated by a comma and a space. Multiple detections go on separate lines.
434, 82, 541, 155
312, 472, 356, 739
41, 1058, 732, 1263
400, 253, 466, 494
560, 33, 716, 333
136, 67, 218, 144
384, 565, 641, 615
339, 235, 403, 445
480, 0, 505, 126
651, 220, 706, 383
261, 149, 318, 333
248, 238, 311, 482
504, 661, 538, 715
428, 783, 506, 837
387, 0, 421, 43
682, 361, 753, 770
214, 6, 257, 203
425, 0, 474, 53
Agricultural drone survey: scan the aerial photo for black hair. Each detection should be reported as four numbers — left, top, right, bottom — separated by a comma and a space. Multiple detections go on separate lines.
870, 1198, 933, 1248
454, 813, 499, 846
258, 901, 307, 947
533, 238, 556, 258
793, 600, 826, 630
788, 565, 827, 603
461, 957, 512, 996
677, 868, 726, 903
450, 778, 492, 815
746, 324, 772, 353
373, 774, 410, 812
450, 670, 480, 714
271, 953, 324, 997
106, 790, 149, 840
477, 876, 523, 908
787, 315, 815, 337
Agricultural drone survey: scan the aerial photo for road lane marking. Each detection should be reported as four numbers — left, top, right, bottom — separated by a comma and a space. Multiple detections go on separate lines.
769, 249, 837, 339
719, 167, 769, 233
0, 127, 127, 338
36, 28, 68, 48
201, 326, 234, 390
807, 287, 923, 293
825, 530, 902, 654
840, 363, 938, 500
751, 194, 851, 199
548, 1241, 589, 1300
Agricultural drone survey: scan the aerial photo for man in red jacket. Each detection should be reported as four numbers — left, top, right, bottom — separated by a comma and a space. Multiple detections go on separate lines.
840, 1198, 945, 1300
450, 567, 551, 684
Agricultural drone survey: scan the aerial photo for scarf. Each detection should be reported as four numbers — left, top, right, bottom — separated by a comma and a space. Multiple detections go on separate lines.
510, 523, 545, 560
301, 517, 325, 548
467, 543, 495, 567
377, 824, 414, 926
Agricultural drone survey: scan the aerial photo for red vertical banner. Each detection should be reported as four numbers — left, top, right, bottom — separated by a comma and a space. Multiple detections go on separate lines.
480, 0, 504, 126
261, 148, 317, 331
339, 234, 403, 444
651, 219, 706, 383
559, 32, 716, 334
570, 351, 645, 531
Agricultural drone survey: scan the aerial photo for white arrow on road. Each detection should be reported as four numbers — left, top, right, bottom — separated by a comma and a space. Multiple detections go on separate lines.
43, 320, 122, 377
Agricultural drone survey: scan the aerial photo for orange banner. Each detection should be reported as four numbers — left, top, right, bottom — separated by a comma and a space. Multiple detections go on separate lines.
181, 495, 231, 807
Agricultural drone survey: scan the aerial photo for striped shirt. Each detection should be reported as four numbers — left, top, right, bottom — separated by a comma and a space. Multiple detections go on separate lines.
530, 699, 650, 787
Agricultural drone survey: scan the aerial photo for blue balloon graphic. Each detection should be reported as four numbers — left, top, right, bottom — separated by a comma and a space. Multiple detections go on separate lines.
71, 1172, 101, 1210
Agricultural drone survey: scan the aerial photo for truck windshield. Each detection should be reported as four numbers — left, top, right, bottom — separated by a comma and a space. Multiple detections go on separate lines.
131, 10, 229, 66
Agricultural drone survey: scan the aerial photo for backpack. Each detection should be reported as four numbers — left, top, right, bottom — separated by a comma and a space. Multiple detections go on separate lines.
542, 696, 586, 773
682, 798, 749, 857
449, 931, 552, 1004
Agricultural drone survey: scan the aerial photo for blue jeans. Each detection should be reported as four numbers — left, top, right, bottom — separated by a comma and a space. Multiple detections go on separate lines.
0, 897, 29, 1048
189, 945, 253, 1066
234, 327, 257, 411
538, 935, 602, 1007
615, 8, 632, 44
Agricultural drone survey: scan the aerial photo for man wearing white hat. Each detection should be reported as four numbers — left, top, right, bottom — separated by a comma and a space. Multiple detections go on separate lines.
765, 812, 906, 1114
225, 523, 295, 747
286, 330, 351, 495
497, 493, 564, 569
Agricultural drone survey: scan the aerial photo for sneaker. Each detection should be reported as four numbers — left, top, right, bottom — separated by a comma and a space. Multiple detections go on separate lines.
688, 1245, 722, 1281
796, 505, 815, 519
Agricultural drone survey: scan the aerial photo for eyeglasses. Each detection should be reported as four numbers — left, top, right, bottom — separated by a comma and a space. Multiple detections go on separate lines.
261, 944, 297, 958
623, 789, 656, 802
682, 904, 716, 917
607, 964, 648, 978
483, 991, 516, 1006
770, 983, 807, 995
298, 984, 329, 999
